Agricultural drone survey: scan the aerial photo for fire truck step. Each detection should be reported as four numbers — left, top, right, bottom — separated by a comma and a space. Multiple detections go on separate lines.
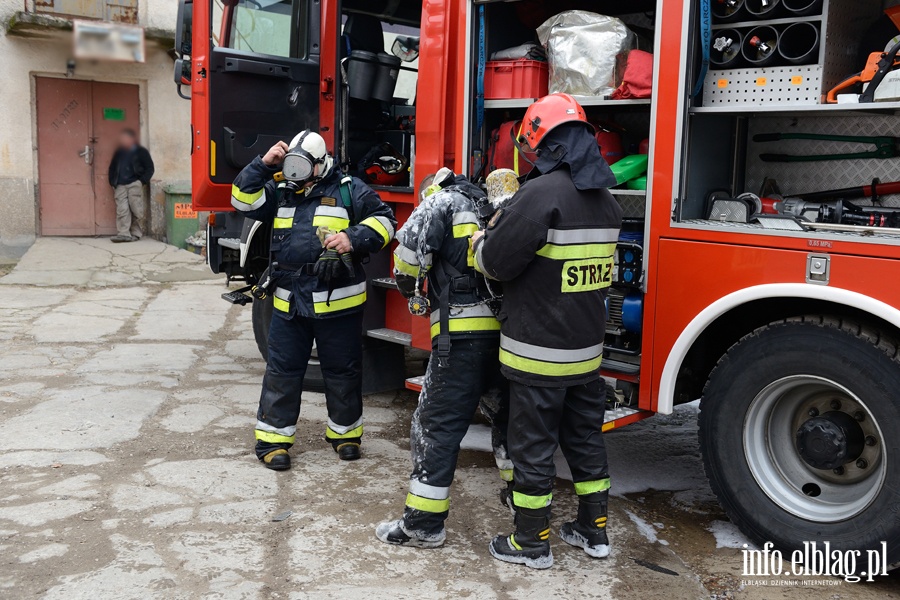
602, 407, 654, 432
217, 237, 241, 250
371, 277, 399, 290
221, 290, 252, 305
602, 358, 640, 375
367, 328, 412, 346
405, 375, 425, 392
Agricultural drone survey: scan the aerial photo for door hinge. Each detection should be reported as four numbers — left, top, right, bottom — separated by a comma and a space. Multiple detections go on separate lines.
321, 77, 334, 100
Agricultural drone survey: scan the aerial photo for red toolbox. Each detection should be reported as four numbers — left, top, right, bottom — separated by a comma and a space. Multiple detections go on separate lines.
484, 60, 549, 99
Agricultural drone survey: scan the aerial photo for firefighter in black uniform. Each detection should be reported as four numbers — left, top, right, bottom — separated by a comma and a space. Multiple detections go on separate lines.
232, 131, 396, 469
473, 94, 623, 569
375, 168, 512, 548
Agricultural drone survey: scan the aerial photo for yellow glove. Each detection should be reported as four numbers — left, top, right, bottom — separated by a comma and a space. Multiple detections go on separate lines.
316, 226, 335, 247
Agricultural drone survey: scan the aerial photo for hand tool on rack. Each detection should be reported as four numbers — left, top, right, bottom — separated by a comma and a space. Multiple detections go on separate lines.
796, 179, 900, 202
753, 133, 900, 162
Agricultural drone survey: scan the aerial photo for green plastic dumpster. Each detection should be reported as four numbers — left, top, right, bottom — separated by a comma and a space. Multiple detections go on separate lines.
164, 183, 197, 250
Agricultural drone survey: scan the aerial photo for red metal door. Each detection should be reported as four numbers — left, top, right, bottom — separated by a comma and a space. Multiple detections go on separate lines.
36, 78, 95, 235
36, 78, 141, 236
90, 82, 140, 235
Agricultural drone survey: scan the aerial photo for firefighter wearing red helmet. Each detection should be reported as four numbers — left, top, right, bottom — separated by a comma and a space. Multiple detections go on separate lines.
472, 94, 624, 569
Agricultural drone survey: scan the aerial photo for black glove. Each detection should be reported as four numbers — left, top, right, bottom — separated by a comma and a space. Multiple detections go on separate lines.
314, 250, 355, 282
395, 274, 418, 298
339, 252, 355, 279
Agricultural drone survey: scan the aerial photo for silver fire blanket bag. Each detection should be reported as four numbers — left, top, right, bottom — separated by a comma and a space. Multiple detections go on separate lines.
536, 11, 635, 97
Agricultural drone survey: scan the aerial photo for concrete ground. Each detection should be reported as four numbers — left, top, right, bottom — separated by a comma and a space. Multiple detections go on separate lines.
0, 237, 898, 599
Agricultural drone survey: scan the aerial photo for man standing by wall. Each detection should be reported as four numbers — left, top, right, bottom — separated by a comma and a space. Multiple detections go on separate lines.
108, 128, 154, 243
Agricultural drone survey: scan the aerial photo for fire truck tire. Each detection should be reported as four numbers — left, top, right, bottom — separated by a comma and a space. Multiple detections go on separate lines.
251, 294, 326, 393
700, 315, 900, 565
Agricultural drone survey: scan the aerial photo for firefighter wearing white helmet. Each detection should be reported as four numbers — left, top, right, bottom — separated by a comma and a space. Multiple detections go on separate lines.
376, 169, 512, 549
231, 130, 396, 469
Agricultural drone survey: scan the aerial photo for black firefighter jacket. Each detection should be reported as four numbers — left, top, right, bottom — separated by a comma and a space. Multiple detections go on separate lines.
232, 156, 396, 320
474, 167, 623, 386
393, 175, 500, 343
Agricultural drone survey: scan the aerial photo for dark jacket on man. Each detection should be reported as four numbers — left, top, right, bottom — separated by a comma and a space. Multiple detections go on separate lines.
108, 146, 155, 187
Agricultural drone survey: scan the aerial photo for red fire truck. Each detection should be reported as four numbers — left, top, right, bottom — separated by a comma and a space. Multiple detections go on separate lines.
175, 0, 900, 563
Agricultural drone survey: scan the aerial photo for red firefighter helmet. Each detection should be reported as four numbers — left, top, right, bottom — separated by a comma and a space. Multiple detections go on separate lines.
360, 143, 409, 186
517, 93, 591, 152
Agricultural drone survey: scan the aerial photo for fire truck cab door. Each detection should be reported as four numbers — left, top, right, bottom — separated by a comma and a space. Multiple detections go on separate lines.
208, 0, 320, 184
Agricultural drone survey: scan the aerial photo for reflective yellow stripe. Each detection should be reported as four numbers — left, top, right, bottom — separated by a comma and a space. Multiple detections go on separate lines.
273, 296, 290, 312
255, 430, 295, 444
313, 291, 366, 314
509, 534, 522, 550
574, 478, 610, 495
361, 216, 391, 248
539, 528, 550, 540
499, 469, 514, 482
405, 493, 450, 513
512, 491, 552, 509
452, 222, 479, 238
394, 255, 421, 277
430, 317, 501, 338
325, 424, 363, 439
500, 349, 602, 377
273, 217, 293, 229
536, 242, 617, 261
273, 288, 291, 313
231, 186, 264, 205
312, 216, 350, 231
210, 140, 216, 177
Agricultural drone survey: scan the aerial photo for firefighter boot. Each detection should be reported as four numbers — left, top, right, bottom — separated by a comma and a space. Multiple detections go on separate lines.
489, 506, 553, 569
559, 491, 610, 558
261, 449, 291, 471
374, 519, 446, 549
334, 441, 361, 461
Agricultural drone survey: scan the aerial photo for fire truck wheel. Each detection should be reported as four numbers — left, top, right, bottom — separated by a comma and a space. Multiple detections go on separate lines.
251, 294, 326, 392
700, 315, 900, 564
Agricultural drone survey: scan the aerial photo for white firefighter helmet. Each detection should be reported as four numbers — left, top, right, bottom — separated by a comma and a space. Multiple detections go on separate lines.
282, 130, 332, 182
485, 168, 520, 207
419, 167, 456, 201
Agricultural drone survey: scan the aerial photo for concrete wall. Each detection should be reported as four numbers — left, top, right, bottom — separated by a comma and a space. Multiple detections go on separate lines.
0, 0, 190, 258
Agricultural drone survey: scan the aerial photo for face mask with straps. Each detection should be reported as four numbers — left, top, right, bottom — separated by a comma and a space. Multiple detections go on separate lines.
282, 131, 326, 184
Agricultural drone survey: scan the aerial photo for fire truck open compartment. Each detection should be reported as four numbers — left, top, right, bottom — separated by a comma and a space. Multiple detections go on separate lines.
466, 0, 661, 403
679, 0, 900, 244
466, 0, 658, 408
339, 1, 421, 192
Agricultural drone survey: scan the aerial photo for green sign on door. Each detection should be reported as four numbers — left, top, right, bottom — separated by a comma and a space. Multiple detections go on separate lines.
103, 107, 125, 121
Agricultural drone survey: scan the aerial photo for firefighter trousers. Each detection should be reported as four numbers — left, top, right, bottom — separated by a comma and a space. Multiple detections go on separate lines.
254, 310, 364, 459
508, 379, 610, 510
404, 337, 510, 533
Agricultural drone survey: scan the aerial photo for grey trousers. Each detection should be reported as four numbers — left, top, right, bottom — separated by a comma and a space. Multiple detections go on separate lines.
114, 181, 144, 239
